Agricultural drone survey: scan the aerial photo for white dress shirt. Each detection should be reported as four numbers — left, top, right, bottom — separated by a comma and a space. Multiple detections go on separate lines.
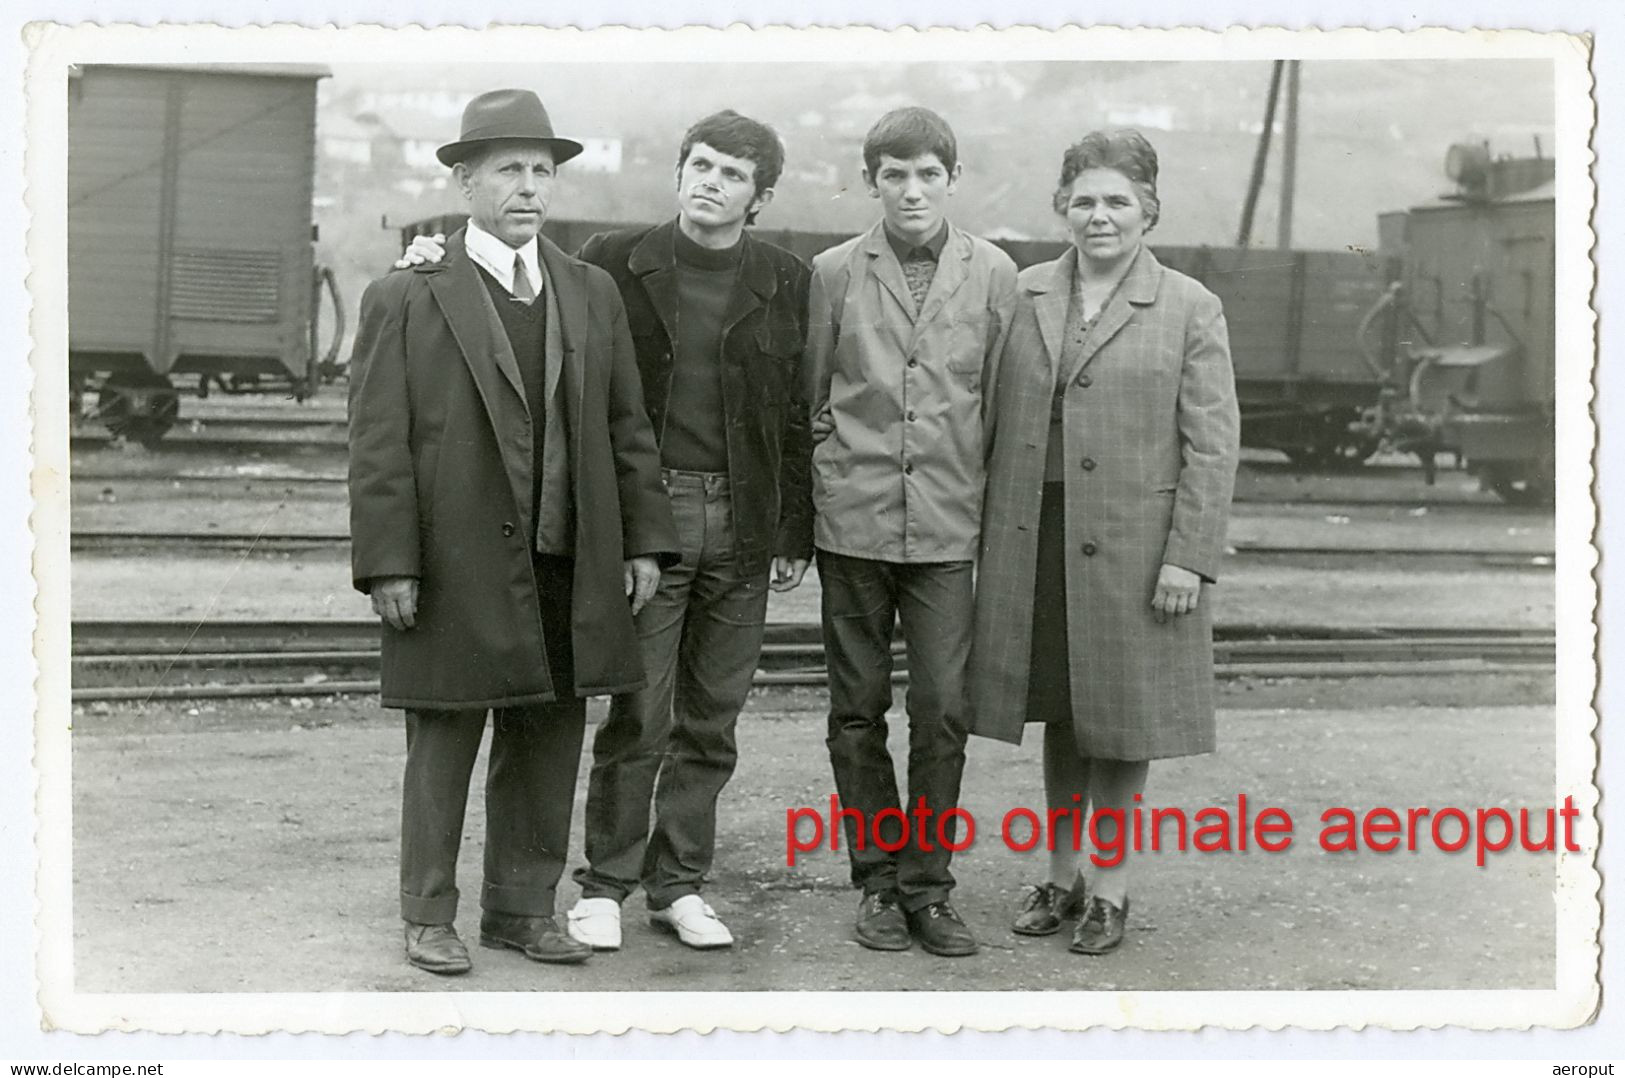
464, 219, 543, 299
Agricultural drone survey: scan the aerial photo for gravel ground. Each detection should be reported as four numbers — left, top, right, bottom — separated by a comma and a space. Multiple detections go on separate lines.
68, 547, 1556, 630
58, 440, 1568, 1002
69, 681, 1559, 995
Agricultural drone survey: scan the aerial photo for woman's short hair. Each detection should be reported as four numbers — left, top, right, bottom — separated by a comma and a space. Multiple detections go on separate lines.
677, 110, 787, 224
862, 106, 959, 176
1052, 129, 1161, 229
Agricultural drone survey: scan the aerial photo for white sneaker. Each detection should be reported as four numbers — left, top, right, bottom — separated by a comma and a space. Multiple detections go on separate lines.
565, 897, 622, 951
649, 894, 734, 949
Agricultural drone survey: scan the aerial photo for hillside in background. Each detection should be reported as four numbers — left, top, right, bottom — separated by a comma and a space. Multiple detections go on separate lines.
315, 59, 1556, 344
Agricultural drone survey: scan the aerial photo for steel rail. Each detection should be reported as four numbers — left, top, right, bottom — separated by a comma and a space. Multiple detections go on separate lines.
67, 528, 1558, 566
70, 619, 1555, 702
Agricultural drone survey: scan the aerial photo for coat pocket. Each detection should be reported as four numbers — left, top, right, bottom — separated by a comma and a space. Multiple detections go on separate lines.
948, 315, 989, 377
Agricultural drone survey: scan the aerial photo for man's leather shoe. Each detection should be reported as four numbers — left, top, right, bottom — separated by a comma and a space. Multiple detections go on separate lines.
1069, 895, 1129, 955
479, 912, 591, 965
907, 901, 979, 957
854, 891, 911, 952
1012, 878, 1087, 937
403, 921, 472, 975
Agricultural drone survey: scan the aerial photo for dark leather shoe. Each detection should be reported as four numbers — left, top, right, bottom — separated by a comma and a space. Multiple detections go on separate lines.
404, 921, 471, 975
907, 901, 979, 957
1012, 878, 1087, 937
854, 892, 911, 952
479, 912, 591, 966
1069, 895, 1129, 955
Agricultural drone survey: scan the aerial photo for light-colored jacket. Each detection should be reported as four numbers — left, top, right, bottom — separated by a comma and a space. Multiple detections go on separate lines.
806, 220, 1018, 562
969, 246, 1240, 755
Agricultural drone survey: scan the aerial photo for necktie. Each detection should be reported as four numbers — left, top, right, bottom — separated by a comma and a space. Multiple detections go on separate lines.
512, 252, 536, 304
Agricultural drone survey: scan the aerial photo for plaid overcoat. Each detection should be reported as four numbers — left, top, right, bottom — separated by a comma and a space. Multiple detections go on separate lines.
968, 246, 1239, 757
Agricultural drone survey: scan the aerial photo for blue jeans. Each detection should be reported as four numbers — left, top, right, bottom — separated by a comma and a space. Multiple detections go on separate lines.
575, 471, 770, 909
817, 550, 973, 911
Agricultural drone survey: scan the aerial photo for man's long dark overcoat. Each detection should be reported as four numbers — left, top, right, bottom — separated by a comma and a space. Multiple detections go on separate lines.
348, 229, 678, 710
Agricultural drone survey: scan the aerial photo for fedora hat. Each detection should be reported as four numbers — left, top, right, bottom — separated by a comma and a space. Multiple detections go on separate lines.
436, 89, 585, 167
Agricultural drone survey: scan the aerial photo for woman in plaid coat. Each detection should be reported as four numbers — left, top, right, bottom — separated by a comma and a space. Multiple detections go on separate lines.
968, 130, 1240, 955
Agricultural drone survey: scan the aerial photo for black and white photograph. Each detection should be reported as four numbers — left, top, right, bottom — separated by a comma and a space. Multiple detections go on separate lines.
16, 20, 1598, 1039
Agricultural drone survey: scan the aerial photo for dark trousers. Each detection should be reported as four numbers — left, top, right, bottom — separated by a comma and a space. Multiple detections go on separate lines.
817, 549, 973, 911
398, 555, 585, 925
575, 472, 769, 909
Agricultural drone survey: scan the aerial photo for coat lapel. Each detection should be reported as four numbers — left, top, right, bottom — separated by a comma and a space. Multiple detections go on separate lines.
915, 225, 971, 330
1028, 247, 1077, 381
425, 229, 534, 533
861, 224, 918, 326
627, 220, 682, 346
1061, 245, 1164, 383
720, 231, 776, 336
540, 236, 589, 453
427, 230, 529, 415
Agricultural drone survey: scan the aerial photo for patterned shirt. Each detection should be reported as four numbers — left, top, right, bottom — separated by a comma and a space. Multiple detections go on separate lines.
884, 222, 949, 313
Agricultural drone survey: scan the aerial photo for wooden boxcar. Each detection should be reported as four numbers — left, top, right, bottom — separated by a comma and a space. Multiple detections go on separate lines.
398, 213, 1390, 466
68, 63, 333, 442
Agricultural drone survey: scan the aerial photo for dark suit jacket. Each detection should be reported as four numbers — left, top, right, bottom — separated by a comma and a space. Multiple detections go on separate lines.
578, 219, 814, 569
348, 229, 678, 709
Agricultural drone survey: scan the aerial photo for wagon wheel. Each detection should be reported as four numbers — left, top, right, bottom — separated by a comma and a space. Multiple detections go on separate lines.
96, 374, 179, 446
1282, 415, 1381, 472
1285, 438, 1380, 471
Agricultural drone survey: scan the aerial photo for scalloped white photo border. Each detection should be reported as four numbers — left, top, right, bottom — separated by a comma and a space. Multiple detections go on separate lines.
21, 21, 1599, 1036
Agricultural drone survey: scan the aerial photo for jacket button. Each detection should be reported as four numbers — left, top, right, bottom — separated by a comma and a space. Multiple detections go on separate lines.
904, 463, 914, 476
1081, 457, 1096, 471
907, 357, 919, 369
906, 410, 916, 421
501, 522, 516, 537
1082, 541, 1097, 556
1076, 373, 1093, 388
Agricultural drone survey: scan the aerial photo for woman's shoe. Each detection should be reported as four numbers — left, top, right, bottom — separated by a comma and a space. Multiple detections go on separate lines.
1069, 895, 1129, 954
1011, 878, 1086, 937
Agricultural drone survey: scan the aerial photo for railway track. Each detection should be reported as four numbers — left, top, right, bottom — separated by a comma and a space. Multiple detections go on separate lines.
66, 527, 1557, 568
67, 459, 1518, 509
70, 618, 1556, 703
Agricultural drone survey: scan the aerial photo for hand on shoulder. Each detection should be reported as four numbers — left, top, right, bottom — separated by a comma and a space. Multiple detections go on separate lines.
393, 233, 447, 271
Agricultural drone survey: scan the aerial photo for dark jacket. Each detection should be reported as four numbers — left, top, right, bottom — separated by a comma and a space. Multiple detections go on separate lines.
577, 218, 814, 571
348, 228, 679, 709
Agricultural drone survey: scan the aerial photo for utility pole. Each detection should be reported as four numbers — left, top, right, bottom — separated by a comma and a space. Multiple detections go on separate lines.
1237, 59, 1284, 248
1277, 59, 1301, 249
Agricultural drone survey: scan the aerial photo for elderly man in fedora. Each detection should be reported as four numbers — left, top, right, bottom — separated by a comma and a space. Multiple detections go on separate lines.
348, 88, 677, 975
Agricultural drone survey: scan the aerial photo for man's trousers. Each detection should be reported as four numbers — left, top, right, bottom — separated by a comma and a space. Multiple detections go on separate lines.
398, 554, 586, 924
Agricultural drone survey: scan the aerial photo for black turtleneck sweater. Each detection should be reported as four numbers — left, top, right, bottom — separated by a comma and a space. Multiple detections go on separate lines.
660, 226, 742, 473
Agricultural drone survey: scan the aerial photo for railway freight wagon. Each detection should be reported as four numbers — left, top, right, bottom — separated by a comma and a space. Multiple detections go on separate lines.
68, 64, 339, 444
399, 213, 1390, 468
1361, 146, 1556, 504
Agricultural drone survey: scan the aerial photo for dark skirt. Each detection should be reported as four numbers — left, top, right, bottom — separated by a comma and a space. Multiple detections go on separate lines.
1024, 482, 1071, 726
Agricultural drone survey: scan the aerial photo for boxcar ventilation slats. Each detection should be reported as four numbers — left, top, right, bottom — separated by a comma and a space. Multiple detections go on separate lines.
168, 248, 283, 323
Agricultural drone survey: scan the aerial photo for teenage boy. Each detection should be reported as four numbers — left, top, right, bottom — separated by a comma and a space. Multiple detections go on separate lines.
403, 109, 812, 952
806, 106, 1018, 957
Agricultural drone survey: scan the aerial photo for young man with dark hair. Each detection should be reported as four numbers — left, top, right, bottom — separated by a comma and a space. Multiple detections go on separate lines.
806, 106, 1018, 957
410, 108, 815, 951
563, 108, 814, 952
